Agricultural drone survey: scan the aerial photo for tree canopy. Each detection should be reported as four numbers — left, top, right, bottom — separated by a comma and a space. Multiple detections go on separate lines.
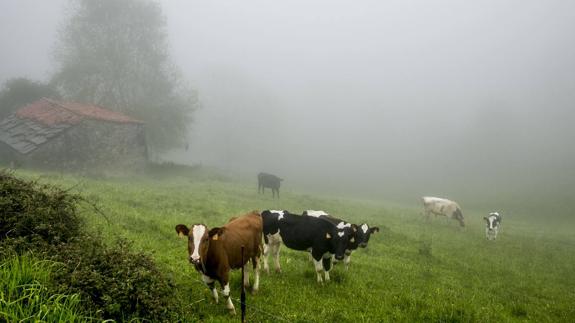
52, 0, 196, 153
0, 78, 60, 119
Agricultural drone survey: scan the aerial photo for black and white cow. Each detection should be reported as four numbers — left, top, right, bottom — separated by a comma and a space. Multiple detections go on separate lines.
303, 210, 379, 270
484, 212, 502, 240
257, 173, 283, 198
261, 210, 353, 283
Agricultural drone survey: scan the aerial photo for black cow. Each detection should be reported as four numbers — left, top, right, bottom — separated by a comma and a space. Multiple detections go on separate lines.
303, 210, 379, 270
257, 172, 283, 198
261, 210, 352, 283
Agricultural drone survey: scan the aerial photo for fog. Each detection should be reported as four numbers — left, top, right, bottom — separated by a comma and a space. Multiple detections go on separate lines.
2, 0, 575, 204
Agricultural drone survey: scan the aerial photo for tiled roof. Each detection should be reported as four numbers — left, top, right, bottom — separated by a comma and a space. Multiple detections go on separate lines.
16, 98, 143, 125
0, 98, 142, 154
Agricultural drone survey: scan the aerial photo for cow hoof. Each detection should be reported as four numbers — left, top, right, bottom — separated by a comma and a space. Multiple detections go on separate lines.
251, 288, 258, 295
275, 268, 282, 274
228, 309, 236, 316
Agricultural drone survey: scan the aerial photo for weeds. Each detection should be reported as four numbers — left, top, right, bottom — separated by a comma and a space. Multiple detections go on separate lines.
0, 255, 86, 322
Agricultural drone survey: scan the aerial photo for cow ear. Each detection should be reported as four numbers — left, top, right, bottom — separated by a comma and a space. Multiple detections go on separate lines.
483, 216, 488, 222
370, 227, 379, 234
208, 227, 224, 240
175, 224, 189, 238
326, 232, 331, 239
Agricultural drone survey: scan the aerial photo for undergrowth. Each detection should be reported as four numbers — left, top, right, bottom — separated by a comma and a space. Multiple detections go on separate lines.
0, 169, 180, 322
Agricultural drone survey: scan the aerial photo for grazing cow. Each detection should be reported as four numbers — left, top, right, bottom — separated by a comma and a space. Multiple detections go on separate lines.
422, 196, 465, 227
484, 212, 502, 240
175, 211, 263, 315
261, 210, 352, 283
303, 210, 379, 270
257, 172, 283, 198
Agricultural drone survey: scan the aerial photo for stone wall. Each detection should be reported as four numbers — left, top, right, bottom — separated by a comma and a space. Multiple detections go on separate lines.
27, 120, 148, 173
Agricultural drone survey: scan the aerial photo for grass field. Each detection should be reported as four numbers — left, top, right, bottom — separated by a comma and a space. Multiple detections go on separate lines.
11, 168, 575, 322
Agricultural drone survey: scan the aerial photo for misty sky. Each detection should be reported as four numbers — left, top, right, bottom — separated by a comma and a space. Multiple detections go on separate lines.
1, 0, 574, 200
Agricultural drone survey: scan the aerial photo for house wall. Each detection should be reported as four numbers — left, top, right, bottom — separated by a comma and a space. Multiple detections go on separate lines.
0, 142, 19, 166
27, 120, 147, 172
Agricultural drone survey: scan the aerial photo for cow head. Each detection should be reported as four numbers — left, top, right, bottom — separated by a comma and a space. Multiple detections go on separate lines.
354, 223, 380, 248
484, 212, 501, 235
175, 223, 212, 267
330, 221, 354, 260
454, 208, 465, 227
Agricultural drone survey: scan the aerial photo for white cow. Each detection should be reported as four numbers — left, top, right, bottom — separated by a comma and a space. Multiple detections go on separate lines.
484, 212, 502, 240
422, 196, 465, 227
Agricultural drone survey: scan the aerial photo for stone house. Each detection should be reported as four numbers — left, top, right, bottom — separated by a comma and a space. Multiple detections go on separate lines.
0, 98, 147, 172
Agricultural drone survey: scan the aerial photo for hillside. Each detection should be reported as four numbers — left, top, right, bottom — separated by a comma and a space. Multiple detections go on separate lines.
6, 168, 575, 322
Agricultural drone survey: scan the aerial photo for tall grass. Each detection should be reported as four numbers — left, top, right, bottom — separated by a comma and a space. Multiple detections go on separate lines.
0, 255, 87, 322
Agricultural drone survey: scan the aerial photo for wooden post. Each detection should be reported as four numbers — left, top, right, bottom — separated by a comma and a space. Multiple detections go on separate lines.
241, 245, 246, 323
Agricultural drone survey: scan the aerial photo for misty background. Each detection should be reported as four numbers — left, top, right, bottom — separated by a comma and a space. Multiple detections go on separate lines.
1, 0, 574, 209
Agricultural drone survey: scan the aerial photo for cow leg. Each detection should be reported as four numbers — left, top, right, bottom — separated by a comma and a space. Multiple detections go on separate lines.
312, 257, 324, 283
311, 250, 326, 283
344, 251, 352, 271
272, 242, 282, 273
202, 275, 218, 304
262, 241, 271, 274
243, 263, 251, 288
252, 256, 260, 292
220, 277, 235, 315
322, 256, 332, 282
424, 209, 432, 222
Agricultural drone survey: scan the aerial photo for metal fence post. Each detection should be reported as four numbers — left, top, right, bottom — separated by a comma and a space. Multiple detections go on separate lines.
241, 245, 246, 323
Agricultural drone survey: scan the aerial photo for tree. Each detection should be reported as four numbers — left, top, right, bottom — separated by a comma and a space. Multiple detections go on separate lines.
0, 78, 60, 119
52, 0, 196, 154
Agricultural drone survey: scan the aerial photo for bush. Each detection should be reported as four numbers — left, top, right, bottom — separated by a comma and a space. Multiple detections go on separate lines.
0, 171, 180, 322
53, 238, 177, 322
0, 170, 82, 247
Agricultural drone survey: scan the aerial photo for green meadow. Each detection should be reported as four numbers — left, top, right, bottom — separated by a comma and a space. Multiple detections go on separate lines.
6, 168, 575, 322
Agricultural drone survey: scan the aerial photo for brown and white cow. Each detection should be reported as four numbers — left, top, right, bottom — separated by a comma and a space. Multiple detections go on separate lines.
422, 196, 465, 227
175, 211, 263, 315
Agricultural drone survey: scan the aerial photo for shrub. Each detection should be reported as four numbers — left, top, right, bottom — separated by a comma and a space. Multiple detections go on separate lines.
0, 171, 180, 322
0, 170, 82, 247
53, 238, 177, 322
